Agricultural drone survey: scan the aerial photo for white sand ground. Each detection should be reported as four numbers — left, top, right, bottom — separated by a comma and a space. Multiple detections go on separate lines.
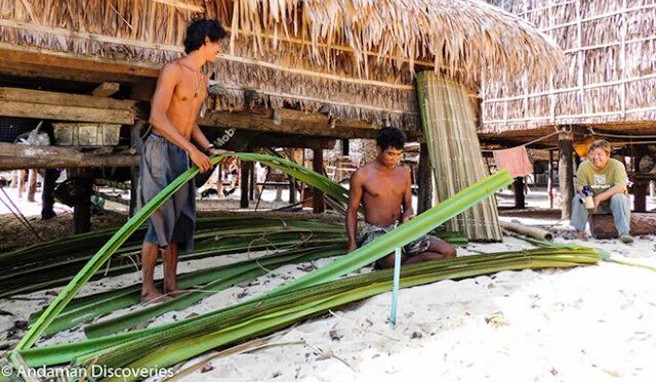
1, 184, 655, 382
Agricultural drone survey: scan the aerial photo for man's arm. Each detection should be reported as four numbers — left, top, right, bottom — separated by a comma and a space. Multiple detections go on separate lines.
401, 167, 415, 222
149, 63, 211, 172
594, 163, 628, 206
346, 171, 364, 253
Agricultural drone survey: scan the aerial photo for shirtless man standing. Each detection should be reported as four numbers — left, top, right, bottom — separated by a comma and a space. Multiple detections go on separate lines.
346, 127, 456, 269
139, 19, 229, 303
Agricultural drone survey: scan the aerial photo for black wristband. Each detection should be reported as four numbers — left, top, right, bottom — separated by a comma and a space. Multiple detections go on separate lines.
205, 143, 215, 154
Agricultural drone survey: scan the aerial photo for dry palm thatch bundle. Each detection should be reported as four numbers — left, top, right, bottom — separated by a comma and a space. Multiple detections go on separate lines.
0, 0, 562, 130
482, 0, 656, 134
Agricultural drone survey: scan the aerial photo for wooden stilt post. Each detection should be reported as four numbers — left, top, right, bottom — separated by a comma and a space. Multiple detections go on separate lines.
27, 169, 37, 202
558, 131, 574, 219
417, 142, 432, 214
41, 169, 58, 219
240, 159, 249, 208
129, 121, 144, 217
249, 161, 255, 201
548, 149, 554, 209
633, 179, 648, 212
312, 148, 325, 213
513, 177, 526, 209
289, 176, 297, 204
72, 170, 93, 234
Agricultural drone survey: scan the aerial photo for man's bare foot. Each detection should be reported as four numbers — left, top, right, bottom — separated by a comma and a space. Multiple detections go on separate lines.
573, 231, 588, 240
164, 286, 187, 298
141, 290, 167, 305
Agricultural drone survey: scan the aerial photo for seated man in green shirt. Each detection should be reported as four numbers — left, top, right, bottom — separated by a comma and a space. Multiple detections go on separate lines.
570, 139, 633, 243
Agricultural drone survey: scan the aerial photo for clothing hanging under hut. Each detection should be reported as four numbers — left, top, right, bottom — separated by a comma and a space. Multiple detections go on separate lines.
493, 146, 534, 178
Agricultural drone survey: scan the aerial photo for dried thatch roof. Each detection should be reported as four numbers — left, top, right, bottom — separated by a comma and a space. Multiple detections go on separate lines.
482, 0, 656, 136
0, 0, 563, 131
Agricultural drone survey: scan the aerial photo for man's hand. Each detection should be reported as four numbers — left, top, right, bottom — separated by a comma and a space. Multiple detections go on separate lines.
402, 210, 415, 223
347, 242, 358, 253
189, 148, 212, 173
593, 195, 602, 211
208, 147, 235, 164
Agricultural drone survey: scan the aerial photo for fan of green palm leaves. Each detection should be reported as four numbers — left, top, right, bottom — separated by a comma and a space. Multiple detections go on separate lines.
14, 152, 513, 362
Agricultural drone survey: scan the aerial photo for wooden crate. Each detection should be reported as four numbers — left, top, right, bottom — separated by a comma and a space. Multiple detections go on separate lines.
53, 123, 120, 146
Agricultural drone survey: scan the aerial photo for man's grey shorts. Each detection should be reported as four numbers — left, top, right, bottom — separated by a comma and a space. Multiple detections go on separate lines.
138, 133, 196, 251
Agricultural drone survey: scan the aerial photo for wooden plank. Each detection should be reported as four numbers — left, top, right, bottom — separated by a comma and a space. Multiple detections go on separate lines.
590, 213, 656, 239
0, 42, 160, 83
0, 101, 134, 124
92, 82, 120, 97
199, 111, 383, 139
0, 143, 138, 170
0, 87, 135, 110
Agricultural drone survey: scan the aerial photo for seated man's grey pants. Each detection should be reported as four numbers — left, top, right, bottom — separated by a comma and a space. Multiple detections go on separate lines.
570, 194, 631, 235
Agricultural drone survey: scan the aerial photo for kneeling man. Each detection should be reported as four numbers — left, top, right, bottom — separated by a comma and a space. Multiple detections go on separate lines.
346, 127, 456, 269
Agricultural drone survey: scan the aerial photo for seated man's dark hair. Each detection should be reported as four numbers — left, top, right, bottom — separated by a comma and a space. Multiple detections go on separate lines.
376, 126, 406, 150
184, 19, 228, 54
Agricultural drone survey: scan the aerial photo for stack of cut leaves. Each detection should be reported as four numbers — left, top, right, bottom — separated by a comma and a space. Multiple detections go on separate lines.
0, 218, 347, 298
9, 153, 590, 382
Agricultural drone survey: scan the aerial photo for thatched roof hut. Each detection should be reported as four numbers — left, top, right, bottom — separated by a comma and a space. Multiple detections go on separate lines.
0, 0, 562, 141
481, 0, 656, 147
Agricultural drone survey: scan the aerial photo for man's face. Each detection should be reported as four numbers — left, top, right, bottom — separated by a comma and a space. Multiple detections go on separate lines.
588, 147, 610, 169
379, 147, 403, 167
202, 37, 221, 63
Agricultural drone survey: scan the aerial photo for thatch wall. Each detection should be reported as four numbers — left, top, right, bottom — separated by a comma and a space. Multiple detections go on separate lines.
0, 0, 561, 133
482, 0, 656, 135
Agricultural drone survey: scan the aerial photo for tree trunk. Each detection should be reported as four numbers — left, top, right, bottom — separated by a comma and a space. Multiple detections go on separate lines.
590, 213, 656, 238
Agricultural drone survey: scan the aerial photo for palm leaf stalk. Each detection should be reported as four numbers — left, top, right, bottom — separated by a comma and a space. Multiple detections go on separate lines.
107, 251, 602, 382
44, 246, 344, 337
16, 170, 513, 369
17, 247, 602, 369
0, 229, 346, 299
14, 152, 358, 351
1, 219, 343, 279
33, 231, 464, 335
266, 170, 513, 296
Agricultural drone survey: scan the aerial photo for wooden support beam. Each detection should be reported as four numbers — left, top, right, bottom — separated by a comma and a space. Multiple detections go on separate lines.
240, 160, 249, 209
590, 213, 656, 239
72, 171, 93, 234
92, 82, 120, 97
513, 177, 526, 209
41, 169, 58, 219
633, 179, 649, 213
200, 110, 384, 139
548, 149, 555, 209
27, 169, 37, 202
0, 87, 135, 124
247, 135, 336, 149
416, 143, 432, 214
558, 132, 574, 219
312, 148, 325, 213
0, 143, 139, 170
0, 43, 159, 84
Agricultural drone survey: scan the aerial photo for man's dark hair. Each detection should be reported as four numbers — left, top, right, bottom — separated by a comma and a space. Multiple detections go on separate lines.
376, 126, 406, 150
184, 19, 228, 54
